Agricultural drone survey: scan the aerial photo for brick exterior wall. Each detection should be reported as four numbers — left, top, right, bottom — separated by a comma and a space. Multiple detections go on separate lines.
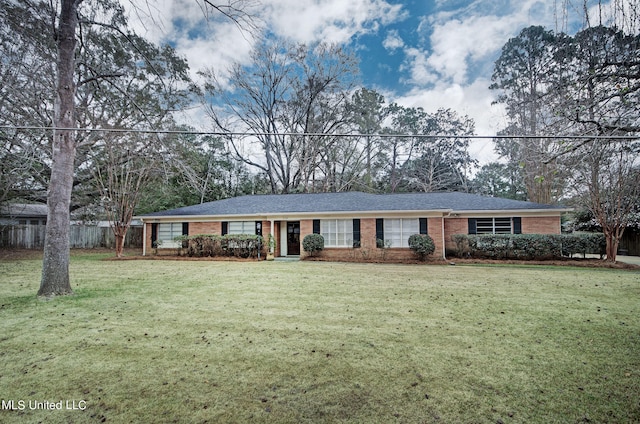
145, 215, 563, 260
299, 220, 313, 259
444, 217, 468, 253
302, 217, 445, 261
189, 221, 221, 236
522, 216, 560, 234
428, 217, 444, 258
360, 218, 377, 251
146, 220, 273, 255
443, 215, 562, 255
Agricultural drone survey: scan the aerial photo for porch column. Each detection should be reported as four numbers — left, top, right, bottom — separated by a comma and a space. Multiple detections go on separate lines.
142, 221, 147, 256
270, 219, 275, 254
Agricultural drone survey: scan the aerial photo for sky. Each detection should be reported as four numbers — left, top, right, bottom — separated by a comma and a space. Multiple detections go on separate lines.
124, 0, 629, 164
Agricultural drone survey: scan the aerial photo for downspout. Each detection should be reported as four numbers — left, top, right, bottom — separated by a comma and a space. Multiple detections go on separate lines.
442, 211, 454, 261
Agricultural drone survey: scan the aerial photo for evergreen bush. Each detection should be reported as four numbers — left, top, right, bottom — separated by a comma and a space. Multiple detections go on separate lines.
451, 233, 606, 260
408, 234, 436, 260
302, 234, 325, 256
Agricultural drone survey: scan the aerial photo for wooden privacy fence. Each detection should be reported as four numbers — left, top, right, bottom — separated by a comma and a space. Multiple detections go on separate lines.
619, 230, 640, 256
0, 224, 143, 249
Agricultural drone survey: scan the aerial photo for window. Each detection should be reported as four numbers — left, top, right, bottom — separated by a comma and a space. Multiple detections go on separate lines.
228, 221, 255, 235
321, 219, 353, 247
157, 223, 183, 247
475, 218, 513, 234
383, 218, 419, 248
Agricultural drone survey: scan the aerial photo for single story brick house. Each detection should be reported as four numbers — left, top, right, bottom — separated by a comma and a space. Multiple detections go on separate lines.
139, 191, 570, 260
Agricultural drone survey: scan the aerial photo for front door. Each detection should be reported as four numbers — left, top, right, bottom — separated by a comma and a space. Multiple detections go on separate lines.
287, 221, 301, 255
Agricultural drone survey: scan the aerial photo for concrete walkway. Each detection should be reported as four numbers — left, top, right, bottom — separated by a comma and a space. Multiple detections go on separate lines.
586, 254, 640, 266
616, 255, 640, 266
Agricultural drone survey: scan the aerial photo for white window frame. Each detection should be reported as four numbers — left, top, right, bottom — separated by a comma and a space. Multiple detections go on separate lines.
476, 217, 513, 234
157, 222, 183, 248
383, 218, 419, 248
228, 221, 255, 235
320, 219, 353, 248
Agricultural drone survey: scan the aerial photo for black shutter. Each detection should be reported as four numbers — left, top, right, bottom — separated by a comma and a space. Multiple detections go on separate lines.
513, 217, 522, 234
419, 218, 428, 235
376, 218, 384, 247
221, 222, 228, 235
182, 222, 189, 248
255, 221, 263, 236
468, 218, 477, 235
353, 219, 361, 248
313, 219, 321, 234
151, 223, 158, 247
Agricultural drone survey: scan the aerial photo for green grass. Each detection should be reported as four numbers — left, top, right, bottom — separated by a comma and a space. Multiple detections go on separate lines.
0, 252, 639, 423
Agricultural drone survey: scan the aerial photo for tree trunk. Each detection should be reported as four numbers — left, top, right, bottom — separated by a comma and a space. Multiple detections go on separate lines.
114, 225, 128, 258
38, 0, 81, 297
604, 231, 618, 263
603, 226, 624, 263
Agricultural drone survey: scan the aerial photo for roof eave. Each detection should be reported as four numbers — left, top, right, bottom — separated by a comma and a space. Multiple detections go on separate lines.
138, 207, 570, 222
452, 208, 573, 215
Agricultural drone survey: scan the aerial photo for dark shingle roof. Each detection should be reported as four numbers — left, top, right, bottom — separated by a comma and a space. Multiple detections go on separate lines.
0, 203, 48, 217
141, 192, 567, 218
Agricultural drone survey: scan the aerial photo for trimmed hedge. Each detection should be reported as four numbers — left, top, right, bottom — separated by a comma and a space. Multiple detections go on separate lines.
408, 234, 436, 260
175, 234, 264, 258
451, 233, 606, 260
302, 234, 325, 256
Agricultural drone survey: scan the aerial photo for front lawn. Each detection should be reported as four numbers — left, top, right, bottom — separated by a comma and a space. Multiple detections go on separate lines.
0, 252, 638, 423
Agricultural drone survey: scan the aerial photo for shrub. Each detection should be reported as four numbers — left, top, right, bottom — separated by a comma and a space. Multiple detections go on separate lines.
561, 233, 606, 257
303, 234, 324, 256
451, 233, 606, 260
223, 234, 264, 258
178, 234, 263, 258
451, 234, 470, 257
408, 234, 436, 260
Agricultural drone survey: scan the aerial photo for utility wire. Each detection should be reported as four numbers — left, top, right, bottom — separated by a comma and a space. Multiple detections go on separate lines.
0, 125, 638, 140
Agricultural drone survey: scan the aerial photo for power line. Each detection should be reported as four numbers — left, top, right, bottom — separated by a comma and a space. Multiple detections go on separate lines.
0, 125, 638, 140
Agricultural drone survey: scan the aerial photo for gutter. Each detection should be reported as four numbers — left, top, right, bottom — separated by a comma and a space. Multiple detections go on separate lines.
136, 209, 453, 222
453, 208, 573, 215
442, 215, 447, 261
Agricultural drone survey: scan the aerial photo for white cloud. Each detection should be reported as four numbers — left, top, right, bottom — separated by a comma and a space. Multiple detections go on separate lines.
124, 0, 407, 81
122, 0, 255, 85
425, 14, 516, 84
382, 29, 405, 51
121, 0, 597, 163
405, 0, 557, 87
392, 0, 558, 159
399, 47, 431, 85
262, 0, 407, 44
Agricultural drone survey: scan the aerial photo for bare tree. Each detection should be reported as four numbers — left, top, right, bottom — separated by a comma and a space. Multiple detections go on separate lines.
31, 0, 255, 297
490, 26, 569, 204
204, 39, 358, 193
553, 24, 640, 261
93, 133, 158, 257
400, 109, 477, 193
492, 3, 639, 262
572, 140, 640, 261
38, 0, 83, 297
286, 43, 357, 191
382, 103, 423, 193
204, 40, 292, 193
